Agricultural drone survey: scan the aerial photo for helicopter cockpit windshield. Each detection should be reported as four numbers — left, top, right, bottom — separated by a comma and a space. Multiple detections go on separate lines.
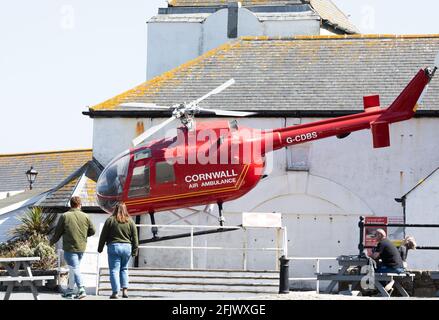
96, 150, 130, 213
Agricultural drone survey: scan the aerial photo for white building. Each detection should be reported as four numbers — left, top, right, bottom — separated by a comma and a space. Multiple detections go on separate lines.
85, 26, 439, 286
147, 0, 359, 79
2, 0, 439, 292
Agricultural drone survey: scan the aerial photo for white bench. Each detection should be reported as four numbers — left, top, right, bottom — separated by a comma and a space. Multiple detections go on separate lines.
0, 257, 54, 300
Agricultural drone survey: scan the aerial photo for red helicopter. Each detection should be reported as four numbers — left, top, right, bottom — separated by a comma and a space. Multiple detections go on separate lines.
96, 57, 437, 241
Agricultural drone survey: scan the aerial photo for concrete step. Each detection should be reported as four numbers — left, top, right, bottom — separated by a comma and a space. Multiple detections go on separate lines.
99, 268, 279, 279
99, 281, 278, 291
98, 268, 280, 297
98, 276, 278, 286
97, 289, 276, 299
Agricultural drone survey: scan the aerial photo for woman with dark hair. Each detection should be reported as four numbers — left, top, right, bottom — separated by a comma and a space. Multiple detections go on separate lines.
98, 203, 139, 299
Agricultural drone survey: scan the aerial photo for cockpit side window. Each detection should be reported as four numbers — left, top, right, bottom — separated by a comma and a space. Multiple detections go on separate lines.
128, 165, 150, 198
156, 161, 175, 184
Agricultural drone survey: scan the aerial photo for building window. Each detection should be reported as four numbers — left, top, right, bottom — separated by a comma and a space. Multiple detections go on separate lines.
287, 143, 311, 171
128, 165, 150, 198
156, 161, 176, 184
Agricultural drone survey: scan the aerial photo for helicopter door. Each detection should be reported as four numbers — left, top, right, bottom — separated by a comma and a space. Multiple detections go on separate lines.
127, 163, 151, 199
153, 160, 178, 196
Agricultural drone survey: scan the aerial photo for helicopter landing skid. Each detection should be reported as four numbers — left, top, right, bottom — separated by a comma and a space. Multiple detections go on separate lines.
138, 225, 241, 244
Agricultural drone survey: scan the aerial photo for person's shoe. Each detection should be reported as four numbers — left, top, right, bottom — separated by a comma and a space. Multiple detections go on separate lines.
384, 280, 395, 292
110, 293, 119, 299
122, 288, 129, 298
75, 287, 87, 299
61, 289, 75, 299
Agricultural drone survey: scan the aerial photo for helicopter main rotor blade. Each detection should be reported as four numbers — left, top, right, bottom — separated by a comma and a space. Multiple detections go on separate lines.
119, 102, 171, 110
198, 108, 256, 117
132, 116, 177, 147
191, 79, 235, 106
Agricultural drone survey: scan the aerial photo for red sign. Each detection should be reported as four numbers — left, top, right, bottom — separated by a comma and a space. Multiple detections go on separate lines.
364, 216, 388, 255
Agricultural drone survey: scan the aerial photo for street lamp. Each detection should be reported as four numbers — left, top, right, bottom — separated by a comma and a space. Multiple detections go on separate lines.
25, 166, 38, 190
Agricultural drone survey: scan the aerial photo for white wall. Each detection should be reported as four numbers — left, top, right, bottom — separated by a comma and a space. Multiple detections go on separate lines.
263, 19, 319, 37
146, 8, 321, 79
405, 170, 439, 270
93, 117, 153, 166
0, 190, 24, 200
80, 213, 113, 293
147, 22, 202, 80
202, 8, 262, 54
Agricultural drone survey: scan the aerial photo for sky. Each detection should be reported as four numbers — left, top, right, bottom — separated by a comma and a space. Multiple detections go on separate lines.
0, 0, 438, 154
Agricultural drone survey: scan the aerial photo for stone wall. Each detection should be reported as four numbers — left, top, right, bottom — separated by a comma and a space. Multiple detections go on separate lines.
409, 271, 439, 297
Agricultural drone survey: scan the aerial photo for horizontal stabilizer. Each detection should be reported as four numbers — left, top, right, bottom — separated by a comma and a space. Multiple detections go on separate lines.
363, 95, 381, 112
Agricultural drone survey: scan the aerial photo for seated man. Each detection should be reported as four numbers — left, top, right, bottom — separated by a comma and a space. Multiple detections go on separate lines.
370, 229, 405, 274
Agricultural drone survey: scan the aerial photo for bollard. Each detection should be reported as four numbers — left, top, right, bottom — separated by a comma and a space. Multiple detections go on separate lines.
279, 255, 290, 294
134, 215, 141, 267
358, 216, 365, 256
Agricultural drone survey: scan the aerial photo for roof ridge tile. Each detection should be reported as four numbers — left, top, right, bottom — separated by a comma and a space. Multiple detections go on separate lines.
241, 34, 439, 41
0, 149, 92, 158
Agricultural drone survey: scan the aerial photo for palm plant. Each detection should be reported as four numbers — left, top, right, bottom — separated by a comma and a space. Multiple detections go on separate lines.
10, 207, 57, 240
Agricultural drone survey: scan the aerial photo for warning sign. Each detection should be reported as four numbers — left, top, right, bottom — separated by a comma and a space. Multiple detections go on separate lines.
364, 216, 388, 255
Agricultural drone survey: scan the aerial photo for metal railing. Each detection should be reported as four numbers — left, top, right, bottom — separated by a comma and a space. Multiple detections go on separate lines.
136, 224, 287, 271
55, 223, 287, 294
57, 249, 100, 295
286, 257, 337, 293
358, 216, 439, 255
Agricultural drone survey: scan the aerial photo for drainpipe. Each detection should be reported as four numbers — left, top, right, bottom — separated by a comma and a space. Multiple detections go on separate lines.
134, 215, 141, 267
227, 2, 240, 38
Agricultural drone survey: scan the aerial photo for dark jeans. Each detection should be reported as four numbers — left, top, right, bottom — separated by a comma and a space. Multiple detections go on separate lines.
376, 265, 405, 274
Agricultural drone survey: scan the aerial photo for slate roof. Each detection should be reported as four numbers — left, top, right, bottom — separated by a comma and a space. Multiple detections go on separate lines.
166, 0, 359, 34
87, 35, 439, 116
309, 0, 359, 34
35, 159, 103, 210
0, 149, 92, 193
0, 189, 47, 213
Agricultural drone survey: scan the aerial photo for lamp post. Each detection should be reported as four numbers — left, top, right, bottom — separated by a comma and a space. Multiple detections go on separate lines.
25, 166, 38, 190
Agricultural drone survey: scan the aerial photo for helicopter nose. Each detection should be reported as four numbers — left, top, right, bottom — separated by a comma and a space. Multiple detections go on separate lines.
96, 150, 131, 213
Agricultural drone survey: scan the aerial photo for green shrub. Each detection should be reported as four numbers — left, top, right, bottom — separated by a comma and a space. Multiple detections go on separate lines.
10, 207, 57, 240
0, 208, 58, 270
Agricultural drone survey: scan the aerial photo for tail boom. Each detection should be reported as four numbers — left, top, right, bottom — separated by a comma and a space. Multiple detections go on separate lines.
264, 67, 434, 152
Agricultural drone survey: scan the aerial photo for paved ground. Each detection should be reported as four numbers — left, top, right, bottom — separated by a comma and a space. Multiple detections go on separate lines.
2, 290, 439, 300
